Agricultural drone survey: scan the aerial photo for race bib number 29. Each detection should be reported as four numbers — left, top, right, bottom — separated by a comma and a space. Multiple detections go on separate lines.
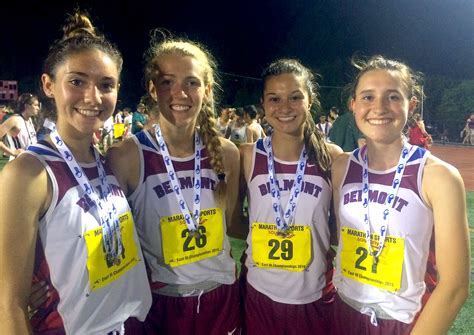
251, 222, 312, 272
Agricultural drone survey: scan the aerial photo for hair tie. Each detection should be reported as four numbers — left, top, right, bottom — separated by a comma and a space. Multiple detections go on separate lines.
217, 173, 226, 181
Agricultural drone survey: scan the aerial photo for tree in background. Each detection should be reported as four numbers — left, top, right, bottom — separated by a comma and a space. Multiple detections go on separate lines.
437, 80, 474, 142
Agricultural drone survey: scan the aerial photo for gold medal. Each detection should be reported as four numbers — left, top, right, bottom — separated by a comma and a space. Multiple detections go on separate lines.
371, 255, 378, 274
189, 229, 201, 240
276, 230, 289, 238
114, 257, 121, 266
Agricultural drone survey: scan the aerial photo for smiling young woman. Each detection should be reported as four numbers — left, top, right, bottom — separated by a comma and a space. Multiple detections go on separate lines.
107, 34, 242, 334
0, 11, 151, 334
331, 56, 469, 335
238, 59, 342, 334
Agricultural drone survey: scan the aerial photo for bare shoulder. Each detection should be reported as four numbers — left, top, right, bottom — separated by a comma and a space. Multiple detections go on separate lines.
106, 137, 140, 194
218, 137, 239, 162
331, 151, 351, 189
0, 153, 50, 217
326, 142, 344, 160
0, 153, 46, 184
107, 137, 138, 164
422, 154, 464, 204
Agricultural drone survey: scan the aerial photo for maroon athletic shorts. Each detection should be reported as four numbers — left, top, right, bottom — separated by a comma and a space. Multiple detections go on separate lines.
127, 281, 241, 335
243, 281, 334, 335
331, 293, 414, 335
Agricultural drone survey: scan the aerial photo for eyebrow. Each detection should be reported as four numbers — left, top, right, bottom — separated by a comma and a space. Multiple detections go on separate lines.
265, 90, 303, 96
358, 89, 401, 95
67, 71, 116, 81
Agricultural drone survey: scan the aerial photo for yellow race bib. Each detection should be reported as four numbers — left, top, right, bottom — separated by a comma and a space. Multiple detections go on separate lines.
83, 211, 140, 291
161, 208, 224, 267
340, 227, 405, 292
251, 223, 312, 272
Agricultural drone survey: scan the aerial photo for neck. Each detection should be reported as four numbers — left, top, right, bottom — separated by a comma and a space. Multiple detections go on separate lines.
50, 124, 95, 163
20, 111, 30, 121
271, 131, 305, 161
156, 121, 196, 158
365, 137, 405, 170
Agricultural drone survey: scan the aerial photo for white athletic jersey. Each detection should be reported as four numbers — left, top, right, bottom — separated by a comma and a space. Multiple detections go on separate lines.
7, 114, 37, 161
216, 118, 228, 136
229, 124, 247, 145
316, 122, 332, 141
26, 142, 151, 335
245, 139, 334, 304
334, 145, 436, 323
128, 131, 236, 287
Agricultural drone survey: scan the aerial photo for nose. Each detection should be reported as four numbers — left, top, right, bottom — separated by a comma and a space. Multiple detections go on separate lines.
170, 82, 188, 99
279, 98, 291, 113
84, 85, 102, 105
373, 96, 388, 114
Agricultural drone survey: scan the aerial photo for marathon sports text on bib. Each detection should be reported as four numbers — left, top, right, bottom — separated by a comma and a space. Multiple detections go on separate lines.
84, 211, 140, 291
161, 208, 224, 267
340, 227, 404, 292
251, 222, 311, 272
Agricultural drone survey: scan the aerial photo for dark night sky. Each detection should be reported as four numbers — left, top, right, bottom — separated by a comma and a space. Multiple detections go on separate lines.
1, 0, 473, 106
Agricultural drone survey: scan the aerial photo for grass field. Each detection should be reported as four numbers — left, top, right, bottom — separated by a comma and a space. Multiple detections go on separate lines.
0, 156, 472, 333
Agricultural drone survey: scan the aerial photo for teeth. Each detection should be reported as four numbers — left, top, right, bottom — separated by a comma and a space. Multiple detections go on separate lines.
368, 119, 390, 125
171, 105, 190, 111
277, 116, 295, 122
77, 109, 100, 117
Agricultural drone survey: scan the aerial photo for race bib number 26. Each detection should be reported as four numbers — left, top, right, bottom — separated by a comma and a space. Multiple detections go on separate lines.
161, 208, 224, 267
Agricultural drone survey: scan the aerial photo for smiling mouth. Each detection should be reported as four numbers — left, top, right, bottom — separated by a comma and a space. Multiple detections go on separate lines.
170, 104, 191, 111
76, 108, 101, 117
368, 118, 391, 125
276, 116, 296, 122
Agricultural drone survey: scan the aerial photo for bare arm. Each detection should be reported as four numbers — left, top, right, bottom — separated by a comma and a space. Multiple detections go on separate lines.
219, 138, 240, 232
0, 154, 50, 334
106, 138, 141, 196
227, 143, 253, 239
411, 157, 470, 335
0, 117, 23, 157
330, 152, 351, 242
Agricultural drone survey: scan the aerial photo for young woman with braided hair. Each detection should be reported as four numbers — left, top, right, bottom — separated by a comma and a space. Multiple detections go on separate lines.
107, 35, 241, 334
238, 59, 342, 334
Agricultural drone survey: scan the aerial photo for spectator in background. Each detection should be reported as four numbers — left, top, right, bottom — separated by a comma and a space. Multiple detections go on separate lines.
0, 105, 7, 122
243, 104, 266, 140
328, 106, 339, 123
35, 103, 56, 142
217, 106, 233, 136
316, 113, 332, 141
0, 93, 39, 160
226, 107, 254, 145
461, 114, 474, 145
122, 107, 133, 138
329, 109, 365, 152
407, 112, 432, 149
132, 102, 147, 134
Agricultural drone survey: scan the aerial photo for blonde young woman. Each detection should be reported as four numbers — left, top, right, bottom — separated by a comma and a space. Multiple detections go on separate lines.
108, 35, 241, 334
